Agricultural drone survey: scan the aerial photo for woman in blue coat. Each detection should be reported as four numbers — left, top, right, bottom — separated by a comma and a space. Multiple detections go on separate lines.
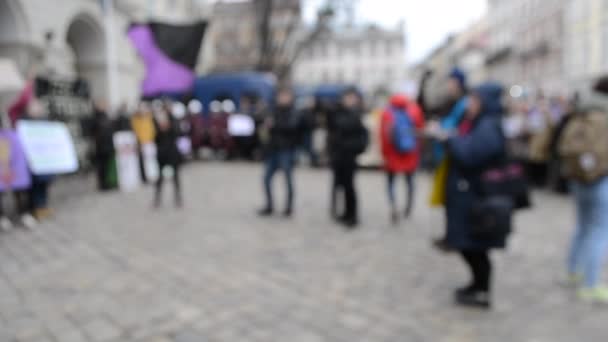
428, 83, 508, 308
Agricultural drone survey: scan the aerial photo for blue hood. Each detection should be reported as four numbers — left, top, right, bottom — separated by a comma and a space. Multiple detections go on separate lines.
474, 82, 504, 117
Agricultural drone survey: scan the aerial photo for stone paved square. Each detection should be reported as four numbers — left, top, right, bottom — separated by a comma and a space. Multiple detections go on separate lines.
0, 162, 606, 341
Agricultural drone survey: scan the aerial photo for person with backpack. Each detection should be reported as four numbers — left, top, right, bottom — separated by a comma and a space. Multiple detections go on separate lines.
425, 83, 510, 309
380, 94, 425, 224
327, 88, 369, 228
558, 78, 608, 304
258, 88, 303, 218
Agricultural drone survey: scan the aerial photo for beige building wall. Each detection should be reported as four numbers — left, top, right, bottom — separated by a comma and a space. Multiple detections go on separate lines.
293, 25, 407, 96
565, 0, 608, 91
1, 0, 212, 112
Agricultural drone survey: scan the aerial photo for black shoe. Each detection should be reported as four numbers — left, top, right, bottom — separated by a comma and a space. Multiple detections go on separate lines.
282, 208, 293, 218
432, 238, 455, 253
454, 288, 491, 309
340, 217, 359, 229
258, 208, 273, 217
390, 210, 399, 226
454, 285, 476, 297
404, 208, 412, 219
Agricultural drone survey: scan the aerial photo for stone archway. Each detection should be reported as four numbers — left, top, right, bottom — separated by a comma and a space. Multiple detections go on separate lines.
66, 13, 107, 102
0, 0, 31, 74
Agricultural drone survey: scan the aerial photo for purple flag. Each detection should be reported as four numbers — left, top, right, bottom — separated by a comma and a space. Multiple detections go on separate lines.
128, 25, 196, 97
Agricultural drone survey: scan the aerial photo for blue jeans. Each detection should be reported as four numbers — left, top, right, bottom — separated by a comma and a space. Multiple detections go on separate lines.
568, 176, 608, 288
387, 172, 415, 216
263, 150, 295, 211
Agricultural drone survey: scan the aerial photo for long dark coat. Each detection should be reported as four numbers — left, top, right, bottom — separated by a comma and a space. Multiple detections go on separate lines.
444, 84, 509, 250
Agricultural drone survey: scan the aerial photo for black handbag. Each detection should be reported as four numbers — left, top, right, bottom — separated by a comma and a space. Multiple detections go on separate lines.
480, 160, 531, 210
471, 195, 514, 239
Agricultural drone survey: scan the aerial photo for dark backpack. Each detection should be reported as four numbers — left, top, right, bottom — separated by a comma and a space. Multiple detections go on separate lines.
391, 108, 416, 153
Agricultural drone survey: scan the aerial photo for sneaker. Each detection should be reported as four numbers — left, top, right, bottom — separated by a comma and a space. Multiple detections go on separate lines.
20, 214, 38, 229
455, 288, 492, 309
0, 217, 13, 232
34, 208, 52, 220
578, 287, 608, 304
559, 274, 583, 289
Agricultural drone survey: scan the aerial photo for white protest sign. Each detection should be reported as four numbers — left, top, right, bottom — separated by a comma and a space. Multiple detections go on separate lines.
141, 142, 159, 182
16, 120, 79, 175
228, 114, 255, 137
114, 131, 141, 192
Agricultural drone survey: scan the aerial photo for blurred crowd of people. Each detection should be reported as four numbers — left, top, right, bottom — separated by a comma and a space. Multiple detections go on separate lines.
255, 67, 608, 309
3, 64, 608, 311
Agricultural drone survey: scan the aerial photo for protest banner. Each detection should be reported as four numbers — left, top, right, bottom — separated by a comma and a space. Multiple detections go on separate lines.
141, 142, 159, 183
0, 130, 31, 191
16, 120, 79, 175
114, 131, 141, 192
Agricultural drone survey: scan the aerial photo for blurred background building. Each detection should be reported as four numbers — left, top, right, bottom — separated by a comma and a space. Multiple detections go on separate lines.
413, 0, 608, 103
293, 23, 407, 96
481, 0, 566, 94
0, 0, 212, 111
209, 0, 301, 75
564, 0, 608, 91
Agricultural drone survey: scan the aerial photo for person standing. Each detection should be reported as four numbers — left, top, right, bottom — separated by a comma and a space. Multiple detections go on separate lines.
92, 102, 116, 191
327, 88, 369, 228
427, 68, 470, 251
258, 89, 302, 217
426, 83, 509, 309
557, 78, 608, 303
153, 107, 183, 208
380, 94, 425, 224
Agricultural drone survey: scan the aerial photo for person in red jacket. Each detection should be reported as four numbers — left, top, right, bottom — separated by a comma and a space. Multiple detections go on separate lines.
380, 94, 425, 224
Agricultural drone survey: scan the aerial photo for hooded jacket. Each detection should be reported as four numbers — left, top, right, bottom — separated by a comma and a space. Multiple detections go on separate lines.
380, 94, 425, 172
444, 82, 508, 250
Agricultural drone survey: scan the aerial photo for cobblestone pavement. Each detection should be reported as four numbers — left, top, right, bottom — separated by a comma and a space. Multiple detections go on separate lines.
0, 162, 606, 342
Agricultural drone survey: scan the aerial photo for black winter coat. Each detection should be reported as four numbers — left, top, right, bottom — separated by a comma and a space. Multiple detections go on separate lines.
155, 119, 182, 166
327, 107, 369, 166
266, 105, 303, 153
92, 110, 115, 158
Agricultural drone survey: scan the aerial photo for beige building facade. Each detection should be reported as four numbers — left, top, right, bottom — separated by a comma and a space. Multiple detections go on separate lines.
564, 0, 608, 90
0, 0, 211, 112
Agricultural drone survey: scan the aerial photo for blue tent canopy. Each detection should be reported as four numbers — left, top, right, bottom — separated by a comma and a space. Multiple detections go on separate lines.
193, 72, 276, 115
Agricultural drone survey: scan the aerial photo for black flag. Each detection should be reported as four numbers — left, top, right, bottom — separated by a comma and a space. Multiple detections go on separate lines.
148, 22, 208, 70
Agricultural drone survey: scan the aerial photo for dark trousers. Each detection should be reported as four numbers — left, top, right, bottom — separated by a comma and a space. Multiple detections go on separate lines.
96, 155, 113, 190
154, 162, 182, 206
332, 162, 357, 221
0, 191, 30, 217
387, 172, 415, 216
300, 131, 319, 166
29, 177, 49, 211
263, 150, 295, 211
460, 250, 492, 292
